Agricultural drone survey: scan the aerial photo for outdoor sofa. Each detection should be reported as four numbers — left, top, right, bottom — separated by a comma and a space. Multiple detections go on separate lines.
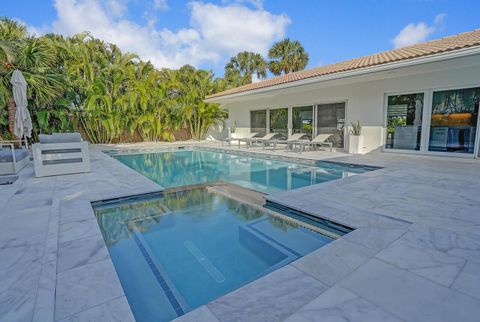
32, 133, 91, 177
0, 139, 29, 176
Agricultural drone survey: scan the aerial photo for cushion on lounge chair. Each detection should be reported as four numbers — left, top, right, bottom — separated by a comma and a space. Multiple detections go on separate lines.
0, 148, 29, 163
39, 133, 82, 144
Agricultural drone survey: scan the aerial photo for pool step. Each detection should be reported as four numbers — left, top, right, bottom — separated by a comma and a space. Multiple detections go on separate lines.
206, 182, 266, 209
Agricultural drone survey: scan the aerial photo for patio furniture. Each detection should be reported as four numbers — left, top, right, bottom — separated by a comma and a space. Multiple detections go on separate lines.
0, 139, 30, 176
288, 134, 334, 153
32, 133, 91, 177
238, 132, 280, 148
221, 132, 258, 147
262, 133, 309, 151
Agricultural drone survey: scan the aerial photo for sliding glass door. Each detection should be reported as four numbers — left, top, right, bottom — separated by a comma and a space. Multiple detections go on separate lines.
292, 106, 313, 139
385, 93, 424, 150
316, 103, 345, 148
250, 110, 266, 136
269, 108, 288, 138
428, 87, 480, 154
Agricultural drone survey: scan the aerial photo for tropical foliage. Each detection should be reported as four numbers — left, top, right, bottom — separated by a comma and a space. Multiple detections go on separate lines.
224, 51, 266, 87
268, 38, 309, 76
0, 18, 226, 142
1, 16, 310, 142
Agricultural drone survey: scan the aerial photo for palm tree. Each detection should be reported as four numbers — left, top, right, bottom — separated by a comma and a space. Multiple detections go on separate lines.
224, 51, 266, 86
0, 18, 228, 142
0, 19, 64, 138
268, 38, 309, 76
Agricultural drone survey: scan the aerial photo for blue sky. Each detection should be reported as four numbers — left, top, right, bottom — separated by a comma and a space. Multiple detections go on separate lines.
2, 0, 480, 77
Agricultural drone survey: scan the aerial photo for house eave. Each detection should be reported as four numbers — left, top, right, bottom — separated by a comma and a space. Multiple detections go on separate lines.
205, 46, 480, 103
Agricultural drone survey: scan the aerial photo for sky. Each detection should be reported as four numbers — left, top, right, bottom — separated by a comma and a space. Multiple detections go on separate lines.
2, 0, 480, 78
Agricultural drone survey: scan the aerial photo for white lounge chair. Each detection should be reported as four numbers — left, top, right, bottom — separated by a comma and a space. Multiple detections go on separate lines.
0, 139, 29, 176
32, 133, 91, 177
238, 133, 279, 148
262, 133, 309, 150
221, 132, 258, 147
288, 134, 333, 153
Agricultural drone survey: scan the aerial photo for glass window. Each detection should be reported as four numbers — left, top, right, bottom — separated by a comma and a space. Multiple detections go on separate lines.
269, 108, 288, 138
316, 103, 345, 148
385, 93, 424, 150
250, 110, 266, 136
292, 106, 313, 139
429, 87, 479, 153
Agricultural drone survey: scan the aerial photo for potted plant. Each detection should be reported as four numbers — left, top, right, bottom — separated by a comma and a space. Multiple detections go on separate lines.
348, 120, 364, 154
229, 121, 237, 138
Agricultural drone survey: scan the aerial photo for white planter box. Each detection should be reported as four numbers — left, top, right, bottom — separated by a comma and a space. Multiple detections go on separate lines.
348, 135, 364, 154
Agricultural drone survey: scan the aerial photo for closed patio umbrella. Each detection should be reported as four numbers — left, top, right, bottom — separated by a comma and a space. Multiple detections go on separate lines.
10, 69, 32, 139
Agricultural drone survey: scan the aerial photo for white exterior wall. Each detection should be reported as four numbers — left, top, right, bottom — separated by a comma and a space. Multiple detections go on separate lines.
218, 60, 480, 154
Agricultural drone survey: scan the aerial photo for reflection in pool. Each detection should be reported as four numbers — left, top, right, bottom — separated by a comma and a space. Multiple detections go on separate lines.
111, 148, 377, 194
94, 188, 349, 322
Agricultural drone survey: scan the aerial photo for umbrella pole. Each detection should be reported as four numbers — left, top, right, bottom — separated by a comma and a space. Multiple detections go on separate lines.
7, 97, 16, 136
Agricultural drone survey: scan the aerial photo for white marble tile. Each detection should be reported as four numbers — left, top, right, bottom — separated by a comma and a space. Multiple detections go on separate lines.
208, 265, 327, 322
0, 288, 36, 322
340, 258, 480, 322
402, 224, 480, 263
58, 218, 102, 244
56, 296, 135, 322
0, 234, 45, 271
55, 259, 125, 320
0, 206, 51, 240
173, 305, 220, 322
57, 234, 109, 273
375, 239, 466, 287
292, 239, 376, 286
343, 227, 407, 251
32, 259, 56, 322
60, 199, 95, 224
284, 285, 403, 322
452, 261, 480, 301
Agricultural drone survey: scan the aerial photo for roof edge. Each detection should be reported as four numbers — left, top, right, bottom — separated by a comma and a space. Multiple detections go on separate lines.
206, 45, 480, 103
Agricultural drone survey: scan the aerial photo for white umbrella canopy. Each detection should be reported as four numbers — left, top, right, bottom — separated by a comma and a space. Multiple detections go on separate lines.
10, 69, 32, 139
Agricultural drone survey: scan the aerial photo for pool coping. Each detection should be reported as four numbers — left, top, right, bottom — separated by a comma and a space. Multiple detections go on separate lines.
5, 142, 480, 322
92, 146, 407, 322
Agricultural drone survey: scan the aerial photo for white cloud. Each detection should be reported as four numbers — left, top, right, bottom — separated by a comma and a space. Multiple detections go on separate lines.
222, 0, 263, 10
153, 0, 168, 11
189, 2, 290, 61
392, 13, 446, 48
34, 0, 289, 71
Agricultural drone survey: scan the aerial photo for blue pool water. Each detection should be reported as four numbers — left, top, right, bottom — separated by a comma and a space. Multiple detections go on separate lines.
111, 148, 376, 194
94, 188, 349, 322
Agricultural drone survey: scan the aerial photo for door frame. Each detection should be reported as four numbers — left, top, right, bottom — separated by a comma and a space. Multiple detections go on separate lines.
314, 100, 348, 150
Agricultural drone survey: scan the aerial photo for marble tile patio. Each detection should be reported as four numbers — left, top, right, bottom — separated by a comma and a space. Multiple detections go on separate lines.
1, 141, 480, 322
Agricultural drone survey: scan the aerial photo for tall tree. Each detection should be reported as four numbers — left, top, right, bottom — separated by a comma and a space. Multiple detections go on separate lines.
268, 38, 309, 76
224, 51, 266, 87
0, 18, 227, 143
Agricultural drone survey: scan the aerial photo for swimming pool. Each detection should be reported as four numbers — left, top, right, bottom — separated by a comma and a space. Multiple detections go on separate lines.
93, 187, 351, 322
109, 147, 377, 194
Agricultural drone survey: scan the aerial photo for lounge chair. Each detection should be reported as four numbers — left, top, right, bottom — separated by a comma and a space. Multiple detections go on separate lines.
288, 134, 334, 153
221, 132, 258, 147
262, 133, 309, 150
238, 133, 279, 148
32, 133, 91, 177
0, 139, 29, 176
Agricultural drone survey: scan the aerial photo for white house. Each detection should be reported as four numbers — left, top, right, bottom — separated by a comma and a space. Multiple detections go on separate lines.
206, 29, 480, 158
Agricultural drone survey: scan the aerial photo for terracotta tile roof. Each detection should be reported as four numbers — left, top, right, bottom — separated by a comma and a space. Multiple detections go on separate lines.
207, 29, 480, 100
